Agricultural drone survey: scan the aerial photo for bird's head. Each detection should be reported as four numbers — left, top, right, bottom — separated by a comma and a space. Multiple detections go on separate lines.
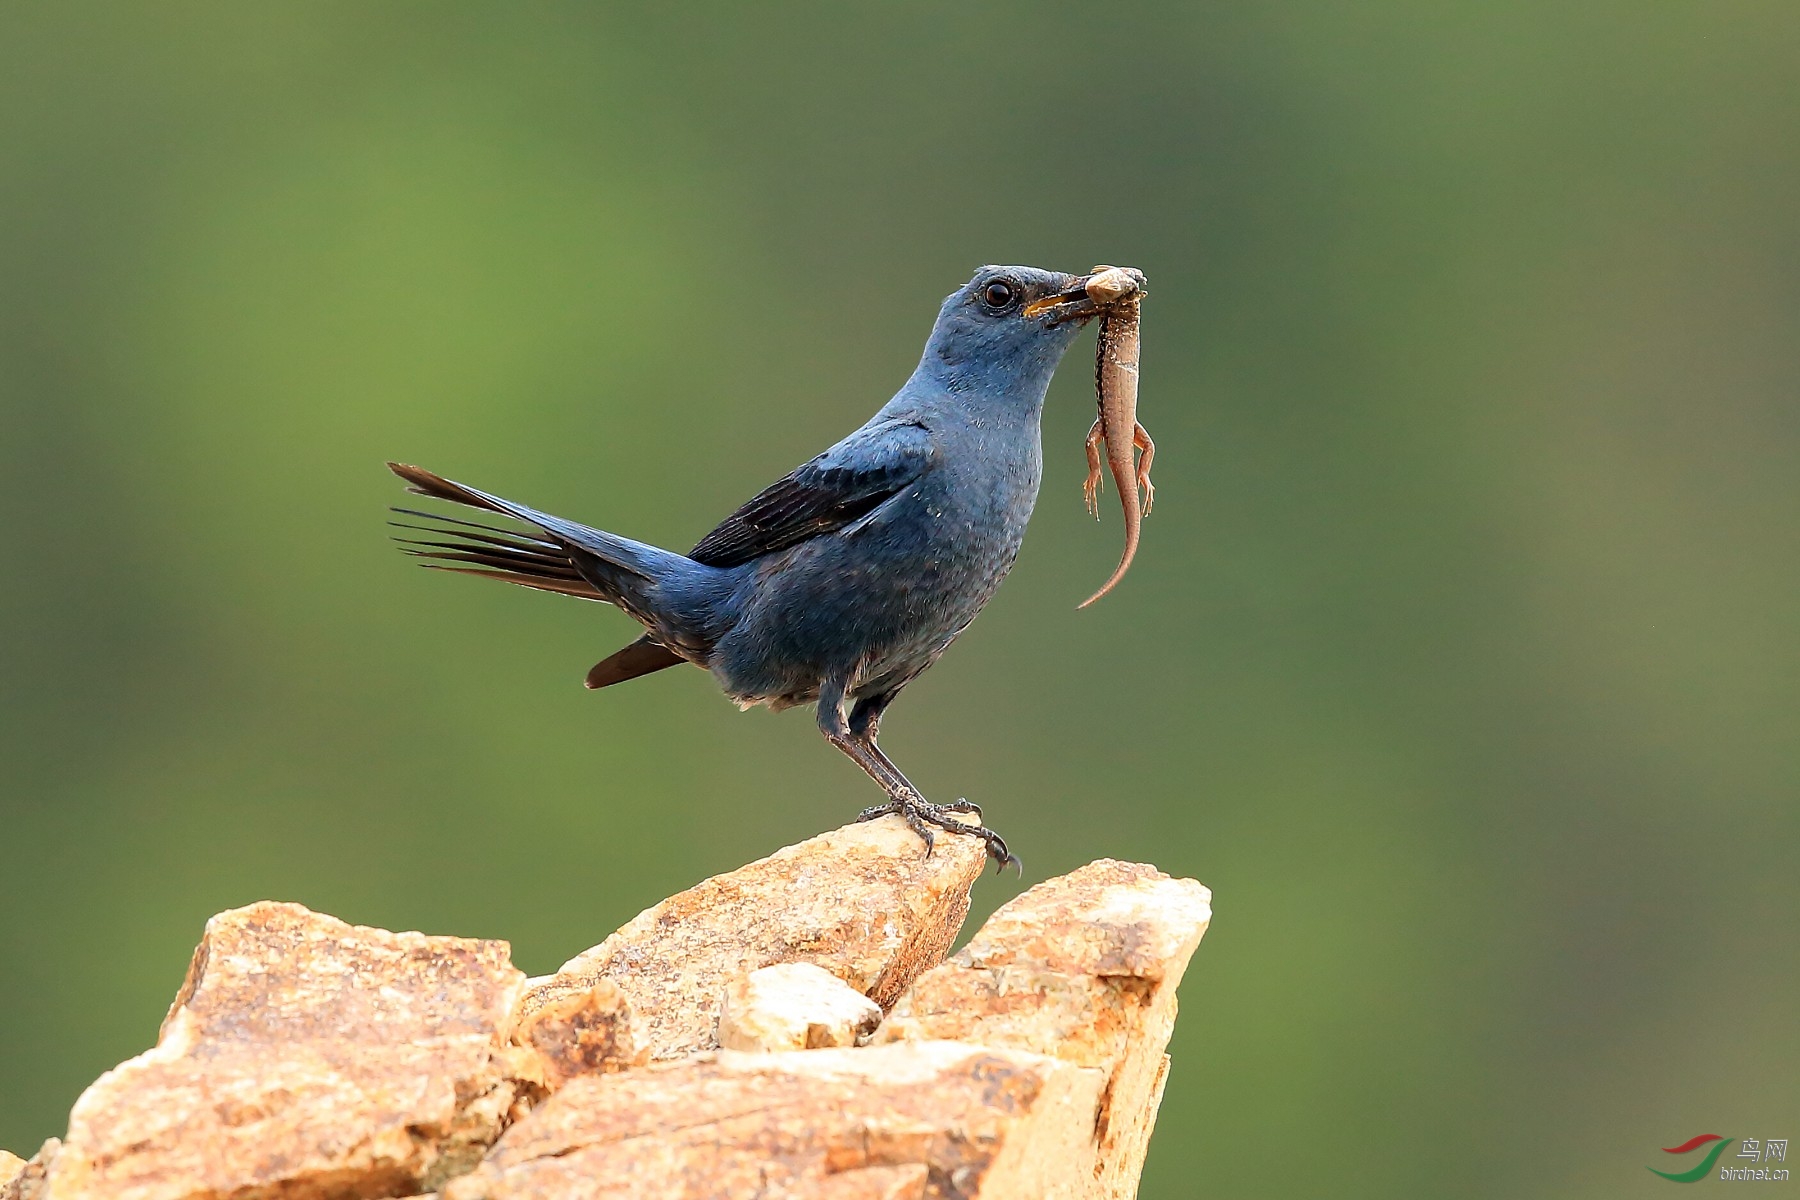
922, 264, 1147, 392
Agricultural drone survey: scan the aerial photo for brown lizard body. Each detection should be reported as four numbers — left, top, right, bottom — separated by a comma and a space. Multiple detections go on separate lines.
1077, 275, 1153, 608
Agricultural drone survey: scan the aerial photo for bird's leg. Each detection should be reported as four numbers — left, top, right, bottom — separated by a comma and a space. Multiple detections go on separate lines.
817, 676, 928, 834
825, 691, 1018, 873
816, 684, 938, 849
846, 698, 978, 818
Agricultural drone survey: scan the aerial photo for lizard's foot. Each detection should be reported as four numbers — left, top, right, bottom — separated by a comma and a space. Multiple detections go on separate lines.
856, 795, 1018, 874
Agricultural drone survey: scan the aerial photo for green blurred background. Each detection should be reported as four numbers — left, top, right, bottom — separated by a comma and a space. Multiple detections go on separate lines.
3, 4, 1796, 1196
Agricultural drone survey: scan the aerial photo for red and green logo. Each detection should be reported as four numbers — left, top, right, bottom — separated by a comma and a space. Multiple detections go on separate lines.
1650, 1134, 1734, 1182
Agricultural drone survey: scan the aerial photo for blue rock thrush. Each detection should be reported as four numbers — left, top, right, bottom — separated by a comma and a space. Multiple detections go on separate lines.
389, 264, 1145, 870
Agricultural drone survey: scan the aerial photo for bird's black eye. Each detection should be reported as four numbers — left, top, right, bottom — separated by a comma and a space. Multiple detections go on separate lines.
982, 280, 1016, 310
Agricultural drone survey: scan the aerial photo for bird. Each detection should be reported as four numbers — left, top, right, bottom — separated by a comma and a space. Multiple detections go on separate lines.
388, 264, 1141, 871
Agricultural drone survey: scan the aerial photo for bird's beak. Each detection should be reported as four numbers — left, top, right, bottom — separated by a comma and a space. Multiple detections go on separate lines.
1022, 266, 1146, 323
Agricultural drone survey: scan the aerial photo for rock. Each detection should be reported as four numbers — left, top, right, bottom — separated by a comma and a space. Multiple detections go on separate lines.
511, 979, 648, 1090
0, 1151, 30, 1200
792, 1163, 929, 1199
10, 827, 1210, 1199
442, 1041, 1106, 1200
718, 962, 883, 1052
874, 860, 1211, 1199
44, 902, 534, 1200
0, 1140, 55, 1200
517, 813, 987, 1060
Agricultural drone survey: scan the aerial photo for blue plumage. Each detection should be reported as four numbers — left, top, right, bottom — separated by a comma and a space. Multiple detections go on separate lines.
390, 264, 1118, 867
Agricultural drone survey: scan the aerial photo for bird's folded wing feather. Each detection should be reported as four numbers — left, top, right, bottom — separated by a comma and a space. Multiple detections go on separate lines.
688, 418, 935, 568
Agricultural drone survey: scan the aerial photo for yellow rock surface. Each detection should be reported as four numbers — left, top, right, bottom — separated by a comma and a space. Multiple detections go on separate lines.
445, 1041, 1105, 1200
875, 860, 1211, 1198
12, 827, 1209, 1200
511, 979, 647, 1091
45, 903, 531, 1200
718, 962, 883, 1052
517, 813, 986, 1058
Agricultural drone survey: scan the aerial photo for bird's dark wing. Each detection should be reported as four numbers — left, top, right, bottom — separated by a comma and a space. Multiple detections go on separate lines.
689, 418, 935, 568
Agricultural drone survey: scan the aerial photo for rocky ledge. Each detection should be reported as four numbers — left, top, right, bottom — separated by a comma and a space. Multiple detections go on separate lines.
0, 816, 1210, 1200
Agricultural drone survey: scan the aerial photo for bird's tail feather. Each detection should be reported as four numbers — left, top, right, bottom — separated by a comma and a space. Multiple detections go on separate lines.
389, 462, 687, 581
389, 508, 606, 600
387, 463, 693, 615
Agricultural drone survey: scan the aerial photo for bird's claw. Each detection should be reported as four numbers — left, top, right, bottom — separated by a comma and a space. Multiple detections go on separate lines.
856, 799, 904, 823
856, 796, 942, 856
906, 808, 938, 856
858, 795, 1016, 874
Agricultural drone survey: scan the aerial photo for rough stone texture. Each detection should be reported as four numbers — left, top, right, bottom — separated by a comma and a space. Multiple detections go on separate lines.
441, 1042, 1106, 1200
0, 1152, 27, 1196
510, 980, 647, 1091
0, 1140, 55, 1200
517, 814, 987, 1059
794, 1163, 929, 1199
718, 962, 884, 1052
11, 827, 1209, 1200
874, 860, 1211, 1200
44, 902, 533, 1200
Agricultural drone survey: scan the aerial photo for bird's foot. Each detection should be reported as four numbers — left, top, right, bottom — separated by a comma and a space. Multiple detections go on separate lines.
856, 795, 1018, 875
860, 796, 980, 820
